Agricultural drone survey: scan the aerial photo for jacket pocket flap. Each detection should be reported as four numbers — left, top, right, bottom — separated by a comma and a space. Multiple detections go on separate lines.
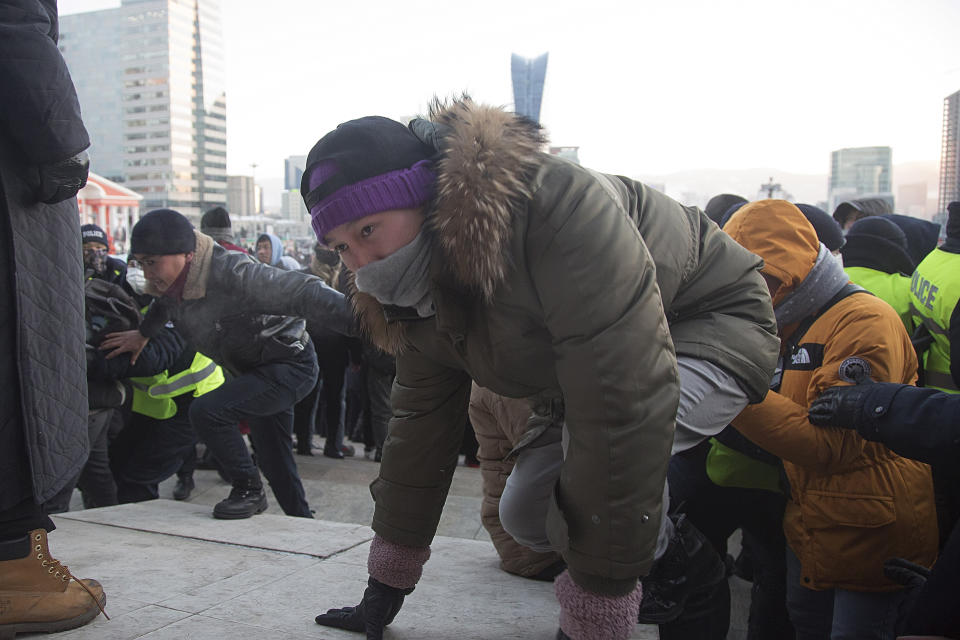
802, 491, 895, 529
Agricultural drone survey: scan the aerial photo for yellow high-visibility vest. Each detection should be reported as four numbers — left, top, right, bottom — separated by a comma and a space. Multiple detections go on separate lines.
130, 352, 224, 419
909, 249, 960, 393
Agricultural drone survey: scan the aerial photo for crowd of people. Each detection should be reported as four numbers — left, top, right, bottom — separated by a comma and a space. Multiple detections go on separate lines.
2, 4, 959, 640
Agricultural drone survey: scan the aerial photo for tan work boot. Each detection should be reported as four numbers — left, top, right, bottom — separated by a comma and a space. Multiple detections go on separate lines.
0, 529, 107, 639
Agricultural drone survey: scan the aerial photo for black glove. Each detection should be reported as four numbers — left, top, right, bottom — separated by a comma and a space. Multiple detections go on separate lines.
883, 557, 930, 589
38, 151, 90, 204
808, 384, 872, 428
315, 576, 413, 640
883, 557, 930, 637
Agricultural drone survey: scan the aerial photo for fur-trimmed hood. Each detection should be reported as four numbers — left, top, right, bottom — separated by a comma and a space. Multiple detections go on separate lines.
353, 98, 546, 353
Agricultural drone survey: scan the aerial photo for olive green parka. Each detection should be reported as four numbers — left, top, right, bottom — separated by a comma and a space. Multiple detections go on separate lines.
355, 99, 779, 583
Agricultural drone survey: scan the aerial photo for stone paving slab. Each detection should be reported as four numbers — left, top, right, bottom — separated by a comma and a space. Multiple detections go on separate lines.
56, 501, 373, 558
43, 504, 658, 639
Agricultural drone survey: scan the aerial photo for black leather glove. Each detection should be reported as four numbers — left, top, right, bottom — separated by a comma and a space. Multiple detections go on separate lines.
38, 150, 90, 204
883, 557, 930, 637
315, 576, 413, 640
883, 557, 930, 589
808, 384, 872, 428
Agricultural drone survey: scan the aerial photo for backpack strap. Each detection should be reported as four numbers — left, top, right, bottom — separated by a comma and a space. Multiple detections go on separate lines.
783, 283, 870, 354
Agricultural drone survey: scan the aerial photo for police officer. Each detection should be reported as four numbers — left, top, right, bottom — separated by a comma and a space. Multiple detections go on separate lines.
81, 223, 134, 296
909, 201, 960, 393
89, 316, 225, 504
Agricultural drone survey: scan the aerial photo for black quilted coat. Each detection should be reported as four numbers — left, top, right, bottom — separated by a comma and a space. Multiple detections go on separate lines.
0, 0, 91, 510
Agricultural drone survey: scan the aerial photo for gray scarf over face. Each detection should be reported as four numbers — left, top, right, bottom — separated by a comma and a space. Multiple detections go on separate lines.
774, 243, 849, 329
354, 230, 435, 317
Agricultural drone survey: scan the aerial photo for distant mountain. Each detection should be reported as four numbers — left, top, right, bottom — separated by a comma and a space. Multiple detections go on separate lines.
634, 168, 828, 208
636, 161, 940, 214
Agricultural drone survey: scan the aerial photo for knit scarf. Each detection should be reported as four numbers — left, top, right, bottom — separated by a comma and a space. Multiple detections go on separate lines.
354, 230, 435, 317
774, 243, 849, 329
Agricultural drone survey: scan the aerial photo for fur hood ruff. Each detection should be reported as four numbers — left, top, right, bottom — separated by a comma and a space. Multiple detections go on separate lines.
352, 99, 546, 354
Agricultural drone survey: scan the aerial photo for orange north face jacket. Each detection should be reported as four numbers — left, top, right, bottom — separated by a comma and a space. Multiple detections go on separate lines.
725, 200, 938, 592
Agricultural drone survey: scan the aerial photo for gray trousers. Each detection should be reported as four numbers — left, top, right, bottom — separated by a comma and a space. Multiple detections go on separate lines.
499, 356, 749, 559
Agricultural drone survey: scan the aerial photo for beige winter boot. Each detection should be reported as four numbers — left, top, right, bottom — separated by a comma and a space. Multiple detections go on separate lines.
0, 529, 107, 639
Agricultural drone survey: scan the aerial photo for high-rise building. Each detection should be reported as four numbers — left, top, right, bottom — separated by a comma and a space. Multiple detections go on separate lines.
285, 155, 307, 191
939, 89, 960, 214
227, 175, 256, 216
828, 146, 893, 212
511, 53, 548, 124
280, 189, 312, 238
60, 0, 227, 221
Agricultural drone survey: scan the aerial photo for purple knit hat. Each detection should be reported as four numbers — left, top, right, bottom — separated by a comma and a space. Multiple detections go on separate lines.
301, 116, 437, 242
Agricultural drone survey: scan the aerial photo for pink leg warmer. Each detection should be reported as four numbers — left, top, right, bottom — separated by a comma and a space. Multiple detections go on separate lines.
366, 534, 431, 590
555, 570, 642, 640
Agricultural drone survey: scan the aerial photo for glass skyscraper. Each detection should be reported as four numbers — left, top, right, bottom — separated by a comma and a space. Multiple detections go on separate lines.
60, 0, 227, 221
511, 53, 548, 124
828, 146, 893, 212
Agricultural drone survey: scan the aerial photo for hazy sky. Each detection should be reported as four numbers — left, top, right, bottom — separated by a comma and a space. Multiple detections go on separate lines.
60, 0, 960, 185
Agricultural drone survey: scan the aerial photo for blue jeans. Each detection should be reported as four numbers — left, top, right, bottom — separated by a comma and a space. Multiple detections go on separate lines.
786, 547, 905, 640
189, 347, 318, 517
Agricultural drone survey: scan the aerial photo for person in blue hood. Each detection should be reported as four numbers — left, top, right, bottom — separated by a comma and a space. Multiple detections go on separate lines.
256, 232, 301, 270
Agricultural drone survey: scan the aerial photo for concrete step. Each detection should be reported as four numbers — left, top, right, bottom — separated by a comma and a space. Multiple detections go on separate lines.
44, 500, 659, 639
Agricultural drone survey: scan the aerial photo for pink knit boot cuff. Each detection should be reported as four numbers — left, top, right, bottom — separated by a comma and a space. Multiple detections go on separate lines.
367, 534, 431, 590
555, 570, 642, 640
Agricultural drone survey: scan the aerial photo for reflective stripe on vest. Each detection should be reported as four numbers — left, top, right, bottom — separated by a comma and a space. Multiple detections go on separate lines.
131, 353, 224, 418
908, 249, 960, 393
144, 360, 218, 398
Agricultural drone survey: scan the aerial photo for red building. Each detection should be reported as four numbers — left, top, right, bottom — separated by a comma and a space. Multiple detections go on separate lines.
77, 172, 143, 255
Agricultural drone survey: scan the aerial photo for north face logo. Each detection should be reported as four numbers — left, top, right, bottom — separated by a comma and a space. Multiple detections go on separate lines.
791, 348, 811, 365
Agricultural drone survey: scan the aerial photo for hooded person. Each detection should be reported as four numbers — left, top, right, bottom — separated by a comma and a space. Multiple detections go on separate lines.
841, 216, 915, 330
832, 197, 893, 230
256, 232, 301, 271
302, 98, 779, 639
907, 201, 960, 394
98, 208, 354, 520
879, 213, 941, 268
723, 199, 938, 639
200, 206, 247, 254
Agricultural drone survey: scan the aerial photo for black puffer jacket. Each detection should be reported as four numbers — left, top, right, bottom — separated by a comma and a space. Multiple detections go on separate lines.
139, 231, 353, 375
0, 0, 91, 509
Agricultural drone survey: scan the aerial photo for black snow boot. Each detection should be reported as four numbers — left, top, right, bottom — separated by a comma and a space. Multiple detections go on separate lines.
637, 513, 727, 624
212, 476, 267, 519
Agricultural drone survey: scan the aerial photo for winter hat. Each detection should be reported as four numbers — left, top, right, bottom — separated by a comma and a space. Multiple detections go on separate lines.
201, 206, 231, 232
948, 201, 960, 239
130, 209, 196, 256
840, 216, 914, 275
81, 223, 109, 247
301, 116, 436, 242
704, 194, 747, 225
795, 204, 845, 252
